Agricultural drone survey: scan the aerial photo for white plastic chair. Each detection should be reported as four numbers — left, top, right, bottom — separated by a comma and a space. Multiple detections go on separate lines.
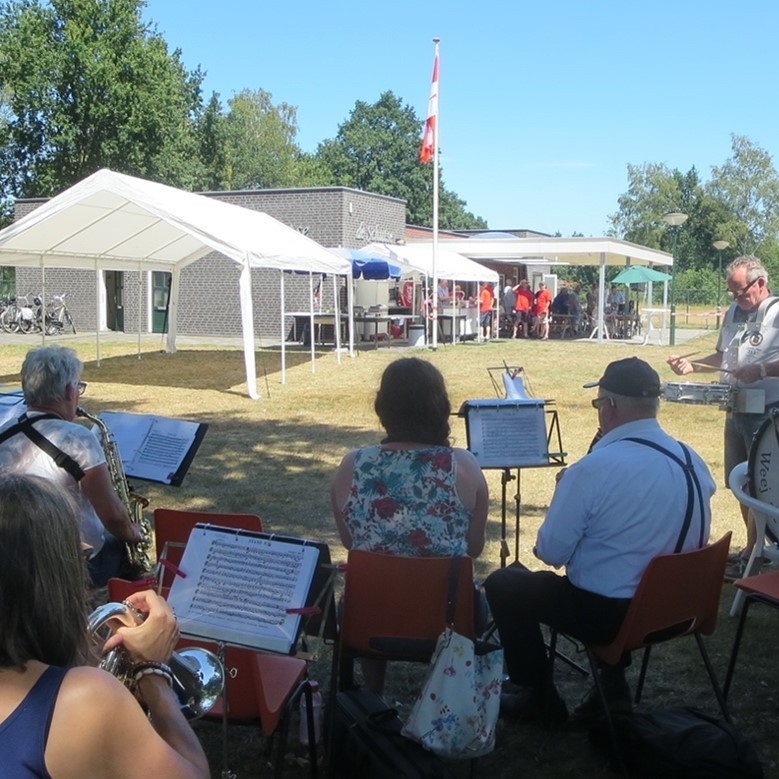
727, 461, 779, 615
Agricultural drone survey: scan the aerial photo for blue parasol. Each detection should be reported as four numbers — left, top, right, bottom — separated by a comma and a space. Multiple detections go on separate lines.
331, 248, 403, 280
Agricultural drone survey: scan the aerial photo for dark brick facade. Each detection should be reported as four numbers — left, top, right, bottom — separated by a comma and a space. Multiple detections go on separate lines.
11, 187, 406, 338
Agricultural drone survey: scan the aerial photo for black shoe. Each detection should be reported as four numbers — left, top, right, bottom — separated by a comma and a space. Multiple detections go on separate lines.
500, 686, 568, 725
573, 672, 632, 722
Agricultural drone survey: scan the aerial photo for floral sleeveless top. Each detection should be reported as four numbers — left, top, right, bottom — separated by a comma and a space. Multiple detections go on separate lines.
342, 446, 470, 556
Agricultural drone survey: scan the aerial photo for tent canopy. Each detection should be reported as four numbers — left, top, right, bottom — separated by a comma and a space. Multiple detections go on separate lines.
0, 169, 351, 398
362, 242, 499, 283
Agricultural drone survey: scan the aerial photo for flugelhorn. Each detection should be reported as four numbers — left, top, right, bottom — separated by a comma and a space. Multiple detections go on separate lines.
88, 601, 225, 719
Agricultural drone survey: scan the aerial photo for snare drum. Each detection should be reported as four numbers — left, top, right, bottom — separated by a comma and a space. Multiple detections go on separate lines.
662, 381, 732, 409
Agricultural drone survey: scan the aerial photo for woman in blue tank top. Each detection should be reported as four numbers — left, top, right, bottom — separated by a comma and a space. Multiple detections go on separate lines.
0, 475, 209, 778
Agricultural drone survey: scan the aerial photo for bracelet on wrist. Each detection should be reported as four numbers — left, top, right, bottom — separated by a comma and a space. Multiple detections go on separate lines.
131, 661, 174, 688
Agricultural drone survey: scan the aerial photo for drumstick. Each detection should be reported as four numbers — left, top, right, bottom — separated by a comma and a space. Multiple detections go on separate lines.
690, 361, 734, 375
676, 351, 701, 360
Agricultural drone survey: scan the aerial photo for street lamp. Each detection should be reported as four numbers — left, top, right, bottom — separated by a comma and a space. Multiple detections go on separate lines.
712, 240, 730, 329
662, 211, 689, 346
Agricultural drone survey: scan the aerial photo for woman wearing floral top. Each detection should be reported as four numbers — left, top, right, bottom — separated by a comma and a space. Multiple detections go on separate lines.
331, 358, 489, 690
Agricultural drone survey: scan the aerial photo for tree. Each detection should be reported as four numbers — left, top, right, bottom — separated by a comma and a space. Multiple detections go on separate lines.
707, 134, 779, 256
316, 91, 485, 229
0, 0, 204, 200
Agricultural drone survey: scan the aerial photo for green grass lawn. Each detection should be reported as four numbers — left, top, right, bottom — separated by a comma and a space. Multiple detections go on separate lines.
2, 333, 774, 778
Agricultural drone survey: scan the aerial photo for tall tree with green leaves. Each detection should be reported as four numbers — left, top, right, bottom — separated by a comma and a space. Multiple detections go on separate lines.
707, 134, 779, 256
316, 91, 485, 229
0, 0, 204, 200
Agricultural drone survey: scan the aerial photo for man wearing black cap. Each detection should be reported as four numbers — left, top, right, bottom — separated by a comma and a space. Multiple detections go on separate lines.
484, 357, 715, 723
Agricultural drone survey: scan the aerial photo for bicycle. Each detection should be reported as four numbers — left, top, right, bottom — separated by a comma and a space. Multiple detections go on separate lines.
1, 295, 36, 333
45, 293, 76, 334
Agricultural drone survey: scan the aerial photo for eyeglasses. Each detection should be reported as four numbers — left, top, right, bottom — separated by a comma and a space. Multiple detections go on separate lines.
76, 381, 87, 396
728, 277, 761, 298
591, 396, 614, 410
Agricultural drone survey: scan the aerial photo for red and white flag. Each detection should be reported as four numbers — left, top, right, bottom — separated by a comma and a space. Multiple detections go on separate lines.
419, 48, 439, 164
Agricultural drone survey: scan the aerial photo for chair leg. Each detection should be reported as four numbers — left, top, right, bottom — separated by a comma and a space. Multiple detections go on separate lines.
585, 647, 628, 777
724, 596, 753, 701
693, 633, 731, 724
635, 646, 652, 703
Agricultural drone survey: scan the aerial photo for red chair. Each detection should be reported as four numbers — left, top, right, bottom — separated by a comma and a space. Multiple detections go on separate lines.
723, 569, 779, 700
551, 533, 732, 770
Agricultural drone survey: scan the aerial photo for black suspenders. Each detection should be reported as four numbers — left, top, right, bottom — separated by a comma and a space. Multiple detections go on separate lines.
0, 414, 85, 482
624, 437, 705, 552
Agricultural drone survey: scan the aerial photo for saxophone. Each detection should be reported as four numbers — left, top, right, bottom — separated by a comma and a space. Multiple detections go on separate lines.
77, 407, 153, 574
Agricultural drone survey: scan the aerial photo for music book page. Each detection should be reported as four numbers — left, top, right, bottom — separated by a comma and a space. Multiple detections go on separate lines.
460, 399, 549, 468
100, 411, 207, 486
167, 525, 320, 654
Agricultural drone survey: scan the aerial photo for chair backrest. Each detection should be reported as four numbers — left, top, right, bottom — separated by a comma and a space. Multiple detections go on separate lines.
340, 550, 475, 658
153, 507, 263, 586
594, 533, 732, 665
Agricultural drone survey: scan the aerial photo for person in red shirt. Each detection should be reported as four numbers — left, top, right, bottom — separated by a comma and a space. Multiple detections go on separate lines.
534, 283, 553, 340
479, 282, 495, 339
513, 279, 534, 338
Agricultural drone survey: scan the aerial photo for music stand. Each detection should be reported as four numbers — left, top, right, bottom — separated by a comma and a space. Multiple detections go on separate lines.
459, 397, 566, 566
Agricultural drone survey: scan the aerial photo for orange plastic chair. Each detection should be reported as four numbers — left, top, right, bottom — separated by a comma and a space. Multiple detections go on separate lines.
551, 533, 732, 768
333, 550, 475, 692
723, 568, 779, 700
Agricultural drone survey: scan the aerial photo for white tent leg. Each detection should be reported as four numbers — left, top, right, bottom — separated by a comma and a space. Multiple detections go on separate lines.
280, 271, 286, 385
308, 273, 316, 374
333, 274, 341, 363
95, 265, 101, 366
239, 261, 259, 399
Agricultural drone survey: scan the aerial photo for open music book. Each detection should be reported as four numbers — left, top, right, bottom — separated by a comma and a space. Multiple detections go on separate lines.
100, 411, 207, 486
459, 398, 549, 468
167, 525, 320, 654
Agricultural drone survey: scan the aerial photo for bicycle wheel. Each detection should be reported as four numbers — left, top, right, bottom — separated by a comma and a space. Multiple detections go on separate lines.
19, 315, 36, 333
0, 308, 18, 333
65, 309, 76, 334
45, 315, 61, 336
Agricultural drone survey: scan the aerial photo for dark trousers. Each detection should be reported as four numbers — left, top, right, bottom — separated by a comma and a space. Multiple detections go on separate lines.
483, 563, 631, 690
87, 534, 126, 587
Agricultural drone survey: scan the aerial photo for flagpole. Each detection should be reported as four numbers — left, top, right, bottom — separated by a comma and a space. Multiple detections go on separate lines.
420, 38, 440, 350
431, 38, 440, 350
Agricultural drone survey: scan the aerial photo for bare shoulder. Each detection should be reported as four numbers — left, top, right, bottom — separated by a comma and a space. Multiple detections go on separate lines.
452, 447, 480, 471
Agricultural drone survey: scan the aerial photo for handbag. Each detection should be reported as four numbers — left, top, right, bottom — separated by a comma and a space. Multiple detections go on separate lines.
401, 559, 504, 759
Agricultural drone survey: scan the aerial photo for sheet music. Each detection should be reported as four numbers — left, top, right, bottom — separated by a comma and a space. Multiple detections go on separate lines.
100, 412, 206, 485
461, 399, 549, 468
0, 389, 25, 427
167, 526, 319, 654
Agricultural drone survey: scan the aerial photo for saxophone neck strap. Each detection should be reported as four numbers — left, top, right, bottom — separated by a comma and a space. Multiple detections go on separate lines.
0, 413, 85, 482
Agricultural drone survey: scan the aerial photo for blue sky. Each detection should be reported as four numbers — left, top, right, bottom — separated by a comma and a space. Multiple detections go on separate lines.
142, 0, 779, 237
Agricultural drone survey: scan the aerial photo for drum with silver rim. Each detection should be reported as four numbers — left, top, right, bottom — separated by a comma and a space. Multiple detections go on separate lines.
662, 381, 732, 410
748, 407, 779, 512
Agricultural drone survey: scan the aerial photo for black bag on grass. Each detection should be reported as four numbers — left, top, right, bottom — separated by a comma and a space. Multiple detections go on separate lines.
589, 707, 763, 778
330, 690, 454, 779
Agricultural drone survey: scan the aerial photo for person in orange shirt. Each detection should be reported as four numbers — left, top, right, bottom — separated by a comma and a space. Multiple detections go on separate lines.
534, 283, 553, 340
512, 279, 534, 338
479, 282, 495, 339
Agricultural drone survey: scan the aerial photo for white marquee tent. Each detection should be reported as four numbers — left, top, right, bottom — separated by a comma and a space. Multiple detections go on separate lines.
0, 169, 352, 398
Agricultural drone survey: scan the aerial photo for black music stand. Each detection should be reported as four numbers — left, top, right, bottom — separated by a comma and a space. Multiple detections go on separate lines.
459, 398, 566, 567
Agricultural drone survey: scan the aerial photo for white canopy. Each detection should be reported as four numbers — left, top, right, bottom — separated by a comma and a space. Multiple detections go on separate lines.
362, 242, 499, 283
0, 169, 352, 398
411, 235, 673, 342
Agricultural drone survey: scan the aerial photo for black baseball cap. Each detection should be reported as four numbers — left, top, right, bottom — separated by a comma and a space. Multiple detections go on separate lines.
583, 357, 662, 398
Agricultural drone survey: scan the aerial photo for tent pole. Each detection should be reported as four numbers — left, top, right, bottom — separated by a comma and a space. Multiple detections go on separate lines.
308, 273, 315, 374
597, 255, 606, 343
280, 271, 286, 385
239, 260, 259, 399
137, 261, 142, 360
39, 256, 45, 345
333, 274, 341, 363
346, 270, 355, 357
95, 264, 101, 366
166, 267, 180, 354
